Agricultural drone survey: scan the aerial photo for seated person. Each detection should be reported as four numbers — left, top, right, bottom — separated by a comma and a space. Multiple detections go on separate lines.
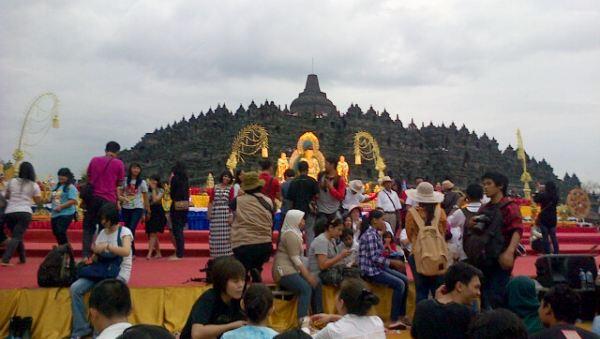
468, 309, 528, 339
311, 278, 386, 339
308, 218, 351, 283
358, 210, 409, 329
273, 210, 322, 323
180, 257, 247, 339
412, 262, 482, 339
70, 203, 133, 338
382, 231, 404, 261
374, 207, 395, 236
89, 279, 132, 339
532, 284, 599, 339
506, 276, 544, 335
222, 283, 278, 339
337, 227, 358, 267
273, 329, 312, 339
117, 325, 175, 339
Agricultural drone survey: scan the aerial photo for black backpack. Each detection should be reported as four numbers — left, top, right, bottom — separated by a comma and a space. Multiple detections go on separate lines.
37, 244, 76, 287
463, 201, 510, 268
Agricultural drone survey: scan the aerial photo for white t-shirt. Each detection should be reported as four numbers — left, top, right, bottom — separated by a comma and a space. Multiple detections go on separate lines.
96, 322, 132, 339
342, 188, 367, 210
95, 226, 134, 282
5, 178, 41, 214
313, 314, 386, 339
377, 189, 402, 213
400, 228, 412, 252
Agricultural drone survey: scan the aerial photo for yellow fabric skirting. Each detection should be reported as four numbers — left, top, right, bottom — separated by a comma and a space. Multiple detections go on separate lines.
0, 284, 414, 339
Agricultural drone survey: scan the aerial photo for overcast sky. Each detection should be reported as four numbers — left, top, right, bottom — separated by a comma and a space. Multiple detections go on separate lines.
1, 0, 599, 184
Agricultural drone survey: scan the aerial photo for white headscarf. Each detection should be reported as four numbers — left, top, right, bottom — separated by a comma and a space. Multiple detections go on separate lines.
280, 209, 305, 242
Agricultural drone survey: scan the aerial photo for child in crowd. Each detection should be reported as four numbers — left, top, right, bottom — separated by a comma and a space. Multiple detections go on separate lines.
145, 175, 166, 259
180, 256, 247, 339
222, 283, 279, 339
337, 227, 358, 267
382, 231, 404, 261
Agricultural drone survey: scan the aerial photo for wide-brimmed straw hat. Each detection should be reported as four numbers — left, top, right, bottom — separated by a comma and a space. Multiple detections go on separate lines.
442, 180, 454, 191
405, 182, 444, 204
240, 171, 265, 191
379, 176, 393, 184
349, 180, 364, 194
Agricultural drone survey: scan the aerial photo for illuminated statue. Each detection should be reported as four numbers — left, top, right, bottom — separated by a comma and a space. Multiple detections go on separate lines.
206, 172, 215, 189
276, 153, 289, 181
289, 132, 325, 180
337, 155, 349, 182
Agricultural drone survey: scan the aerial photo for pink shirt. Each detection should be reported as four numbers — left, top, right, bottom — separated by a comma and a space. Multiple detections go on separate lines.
87, 155, 125, 203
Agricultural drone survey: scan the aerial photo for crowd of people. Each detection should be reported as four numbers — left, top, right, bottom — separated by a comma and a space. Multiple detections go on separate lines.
0, 140, 598, 339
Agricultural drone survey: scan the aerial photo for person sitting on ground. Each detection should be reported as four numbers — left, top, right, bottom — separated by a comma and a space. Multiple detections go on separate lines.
337, 227, 358, 268
180, 256, 247, 339
116, 324, 175, 339
272, 209, 323, 323
468, 309, 528, 339
506, 276, 544, 335
532, 284, 599, 339
222, 283, 279, 339
311, 278, 386, 339
308, 218, 351, 285
358, 209, 410, 329
88, 279, 132, 339
411, 262, 482, 339
70, 203, 133, 339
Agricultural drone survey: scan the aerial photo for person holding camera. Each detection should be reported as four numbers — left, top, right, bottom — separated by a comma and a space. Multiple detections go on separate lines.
471, 172, 523, 310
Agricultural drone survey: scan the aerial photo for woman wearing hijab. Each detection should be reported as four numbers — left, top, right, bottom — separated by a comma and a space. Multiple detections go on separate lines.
506, 276, 544, 335
272, 209, 323, 323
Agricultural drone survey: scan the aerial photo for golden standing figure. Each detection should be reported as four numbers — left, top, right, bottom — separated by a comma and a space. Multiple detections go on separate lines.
276, 153, 289, 181
289, 132, 325, 180
337, 155, 349, 182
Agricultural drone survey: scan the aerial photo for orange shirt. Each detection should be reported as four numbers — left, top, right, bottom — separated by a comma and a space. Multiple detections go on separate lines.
405, 205, 447, 244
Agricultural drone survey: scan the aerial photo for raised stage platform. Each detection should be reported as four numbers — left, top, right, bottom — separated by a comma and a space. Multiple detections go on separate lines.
1, 225, 599, 338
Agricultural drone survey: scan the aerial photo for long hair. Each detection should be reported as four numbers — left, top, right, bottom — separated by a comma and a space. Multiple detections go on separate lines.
18, 162, 36, 182
56, 168, 75, 193
421, 202, 437, 225
360, 209, 384, 238
126, 163, 143, 189
171, 162, 188, 180
544, 181, 559, 204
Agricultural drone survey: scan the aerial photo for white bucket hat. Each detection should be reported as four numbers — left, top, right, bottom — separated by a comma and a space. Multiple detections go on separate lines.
349, 180, 364, 194
379, 176, 393, 185
405, 182, 444, 204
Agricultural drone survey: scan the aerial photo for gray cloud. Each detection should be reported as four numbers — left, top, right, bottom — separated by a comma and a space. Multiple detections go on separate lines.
1, 0, 599, 183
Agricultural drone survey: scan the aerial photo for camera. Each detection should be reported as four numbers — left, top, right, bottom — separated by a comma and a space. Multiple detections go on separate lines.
471, 214, 491, 233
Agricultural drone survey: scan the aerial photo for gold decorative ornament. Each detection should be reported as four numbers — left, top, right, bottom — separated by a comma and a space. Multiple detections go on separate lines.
566, 188, 591, 219
516, 129, 532, 200
288, 132, 325, 180
276, 153, 289, 181
353, 131, 386, 179
226, 124, 270, 171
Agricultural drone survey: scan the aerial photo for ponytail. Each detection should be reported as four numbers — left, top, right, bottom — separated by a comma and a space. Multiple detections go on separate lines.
338, 278, 380, 316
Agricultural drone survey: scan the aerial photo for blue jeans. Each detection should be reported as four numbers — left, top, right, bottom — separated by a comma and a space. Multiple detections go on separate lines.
366, 268, 408, 321
122, 208, 144, 255
540, 224, 559, 254
408, 255, 443, 303
279, 273, 323, 319
481, 263, 511, 310
70, 278, 96, 337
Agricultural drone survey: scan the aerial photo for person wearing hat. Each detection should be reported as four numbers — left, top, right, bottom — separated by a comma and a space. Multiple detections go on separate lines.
404, 182, 448, 303
342, 180, 375, 213
230, 171, 274, 283
345, 205, 363, 244
441, 180, 461, 215
376, 176, 402, 232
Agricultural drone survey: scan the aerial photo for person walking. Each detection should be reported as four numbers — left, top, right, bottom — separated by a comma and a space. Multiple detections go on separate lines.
286, 161, 319, 246
50, 168, 78, 245
1, 162, 42, 265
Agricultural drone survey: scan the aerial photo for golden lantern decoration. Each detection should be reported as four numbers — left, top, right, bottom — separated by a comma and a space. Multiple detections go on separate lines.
226, 124, 270, 172
353, 131, 386, 179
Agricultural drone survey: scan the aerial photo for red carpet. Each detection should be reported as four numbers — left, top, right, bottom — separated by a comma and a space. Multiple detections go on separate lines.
4, 255, 599, 290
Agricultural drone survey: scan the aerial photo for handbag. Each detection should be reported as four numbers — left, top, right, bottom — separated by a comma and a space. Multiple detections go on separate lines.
173, 200, 190, 211
77, 227, 123, 281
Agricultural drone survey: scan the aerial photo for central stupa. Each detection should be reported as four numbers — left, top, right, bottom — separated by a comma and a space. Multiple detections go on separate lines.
289, 74, 337, 116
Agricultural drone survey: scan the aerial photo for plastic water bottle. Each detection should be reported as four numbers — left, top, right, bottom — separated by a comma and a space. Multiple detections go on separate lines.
579, 269, 587, 289
585, 270, 594, 289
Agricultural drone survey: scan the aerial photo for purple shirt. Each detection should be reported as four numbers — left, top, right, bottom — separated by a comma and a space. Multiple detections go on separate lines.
87, 155, 125, 203
359, 226, 390, 277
